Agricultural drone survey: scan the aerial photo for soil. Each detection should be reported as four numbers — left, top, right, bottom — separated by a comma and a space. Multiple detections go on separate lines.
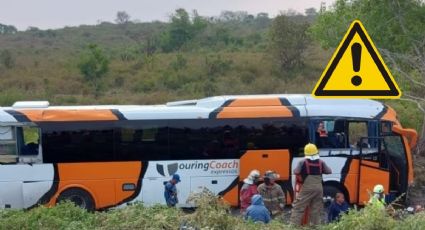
408, 150, 425, 206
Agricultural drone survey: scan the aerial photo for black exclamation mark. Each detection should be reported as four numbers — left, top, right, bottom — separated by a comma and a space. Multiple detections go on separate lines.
351, 43, 362, 86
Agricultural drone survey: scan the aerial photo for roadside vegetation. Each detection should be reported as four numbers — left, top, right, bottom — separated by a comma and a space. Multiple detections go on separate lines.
1, 194, 425, 230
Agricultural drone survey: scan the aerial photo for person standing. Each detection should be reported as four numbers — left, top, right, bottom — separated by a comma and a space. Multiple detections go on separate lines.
368, 184, 386, 209
164, 174, 180, 207
257, 170, 285, 217
245, 194, 271, 224
240, 169, 260, 213
290, 143, 332, 226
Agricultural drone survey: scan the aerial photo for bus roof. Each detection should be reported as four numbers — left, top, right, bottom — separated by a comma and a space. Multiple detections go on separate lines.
0, 94, 394, 122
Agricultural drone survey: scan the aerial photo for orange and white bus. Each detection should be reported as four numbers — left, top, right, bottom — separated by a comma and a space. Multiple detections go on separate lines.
0, 95, 417, 210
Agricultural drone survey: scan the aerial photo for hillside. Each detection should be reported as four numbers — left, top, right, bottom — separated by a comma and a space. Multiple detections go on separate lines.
0, 9, 422, 133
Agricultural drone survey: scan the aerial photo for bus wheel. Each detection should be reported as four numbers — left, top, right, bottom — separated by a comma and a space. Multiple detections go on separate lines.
57, 188, 95, 211
323, 185, 341, 207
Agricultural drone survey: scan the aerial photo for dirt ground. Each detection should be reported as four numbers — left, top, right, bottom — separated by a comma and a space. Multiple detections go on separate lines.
230, 205, 330, 224
408, 149, 425, 206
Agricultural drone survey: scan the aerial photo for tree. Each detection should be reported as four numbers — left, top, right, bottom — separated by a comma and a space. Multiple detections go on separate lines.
219, 11, 249, 22
305, 8, 318, 18
115, 11, 131, 24
26, 26, 40, 32
254, 13, 271, 28
268, 14, 310, 73
310, 0, 425, 147
160, 8, 207, 52
78, 44, 109, 96
0, 24, 17, 34
192, 10, 208, 35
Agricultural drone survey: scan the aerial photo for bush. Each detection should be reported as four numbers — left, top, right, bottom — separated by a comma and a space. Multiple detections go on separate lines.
204, 54, 233, 78
1, 194, 425, 229
321, 204, 397, 230
78, 44, 110, 96
97, 203, 182, 229
0, 202, 96, 230
0, 50, 15, 69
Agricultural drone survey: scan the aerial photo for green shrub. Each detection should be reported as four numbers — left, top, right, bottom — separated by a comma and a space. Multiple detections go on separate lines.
0, 202, 96, 230
2, 195, 425, 229
97, 203, 182, 229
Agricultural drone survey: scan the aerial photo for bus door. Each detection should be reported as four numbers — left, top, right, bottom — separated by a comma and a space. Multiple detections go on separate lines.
357, 137, 390, 204
0, 125, 49, 209
0, 126, 23, 208
381, 122, 412, 198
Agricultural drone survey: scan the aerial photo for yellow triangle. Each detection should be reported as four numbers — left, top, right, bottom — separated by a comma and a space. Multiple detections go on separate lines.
312, 20, 401, 99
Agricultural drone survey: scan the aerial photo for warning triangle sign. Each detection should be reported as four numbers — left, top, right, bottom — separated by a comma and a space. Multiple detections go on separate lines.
313, 20, 401, 98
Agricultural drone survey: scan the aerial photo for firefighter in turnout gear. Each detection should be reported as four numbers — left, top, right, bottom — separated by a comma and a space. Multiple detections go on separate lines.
257, 170, 285, 217
290, 143, 332, 226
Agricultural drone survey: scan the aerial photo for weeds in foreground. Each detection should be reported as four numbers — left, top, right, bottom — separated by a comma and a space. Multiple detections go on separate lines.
1, 194, 424, 230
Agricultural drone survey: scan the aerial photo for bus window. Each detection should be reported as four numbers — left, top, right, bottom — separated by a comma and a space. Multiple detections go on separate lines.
0, 126, 17, 163
115, 122, 168, 161
168, 120, 231, 160
314, 120, 346, 148
238, 119, 309, 157
42, 123, 115, 163
360, 137, 386, 165
380, 121, 392, 135
348, 122, 369, 149
18, 126, 40, 155
384, 136, 406, 162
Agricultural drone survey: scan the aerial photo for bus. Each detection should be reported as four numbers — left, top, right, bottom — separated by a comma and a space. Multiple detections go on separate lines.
0, 94, 417, 210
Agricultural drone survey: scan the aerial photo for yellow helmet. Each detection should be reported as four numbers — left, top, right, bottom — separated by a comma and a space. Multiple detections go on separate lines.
304, 143, 319, 156
373, 184, 384, 193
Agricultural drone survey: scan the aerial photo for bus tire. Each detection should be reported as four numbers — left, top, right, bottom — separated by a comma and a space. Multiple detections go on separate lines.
57, 188, 95, 211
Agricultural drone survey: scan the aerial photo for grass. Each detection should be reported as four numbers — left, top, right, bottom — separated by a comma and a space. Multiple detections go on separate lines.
1, 193, 425, 230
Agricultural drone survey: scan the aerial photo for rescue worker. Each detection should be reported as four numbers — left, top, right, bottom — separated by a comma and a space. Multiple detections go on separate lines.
290, 143, 332, 226
240, 169, 260, 213
164, 174, 180, 207
368, 184, 386, 208
245, 194, 271, 224
257, 170, 285, 217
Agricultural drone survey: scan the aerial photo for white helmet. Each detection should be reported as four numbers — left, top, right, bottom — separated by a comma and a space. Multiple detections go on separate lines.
243, 170, 260, 185
373, 184, 384, 194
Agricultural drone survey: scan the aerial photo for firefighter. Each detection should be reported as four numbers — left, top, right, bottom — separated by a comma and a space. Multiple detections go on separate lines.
257, 170, 285, 217
290, 143, 332, 226
368, 184, 386, 208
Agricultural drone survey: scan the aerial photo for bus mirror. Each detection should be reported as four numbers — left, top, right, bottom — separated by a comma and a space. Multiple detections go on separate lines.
393, 126, 418, 149
404, 128, 418, 149
380, 121, 392, 135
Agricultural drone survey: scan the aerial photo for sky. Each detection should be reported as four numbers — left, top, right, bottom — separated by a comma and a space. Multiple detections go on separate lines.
0, 0, 334, 31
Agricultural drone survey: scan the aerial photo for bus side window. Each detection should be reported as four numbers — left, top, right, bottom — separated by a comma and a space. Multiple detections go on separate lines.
348, 122, 369, 149
0, 126, 18, 163
17, 126, 40, 155
314, 120, 346, 148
